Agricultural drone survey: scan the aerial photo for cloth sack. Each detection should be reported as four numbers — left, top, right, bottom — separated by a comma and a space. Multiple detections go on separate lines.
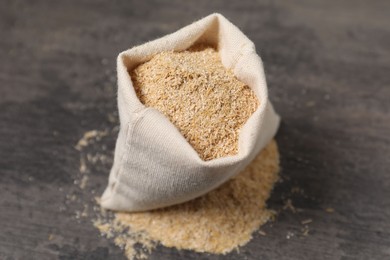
101, 13, 280, 212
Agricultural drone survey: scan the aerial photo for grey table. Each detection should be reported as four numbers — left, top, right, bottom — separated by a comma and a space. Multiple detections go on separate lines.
1, 1, 390, 259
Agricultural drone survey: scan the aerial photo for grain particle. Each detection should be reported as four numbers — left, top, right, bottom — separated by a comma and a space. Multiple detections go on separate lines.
325, 207, 335, 213
286, 231, 295, 239
301, 225, 310, 236
48, 234, 54, 241
79, 157, 87, 173
301, 219, 312, 225
283, 199, 296, 213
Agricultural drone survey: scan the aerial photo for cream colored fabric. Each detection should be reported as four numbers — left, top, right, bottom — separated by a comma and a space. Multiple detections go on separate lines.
101, 13, 280, 212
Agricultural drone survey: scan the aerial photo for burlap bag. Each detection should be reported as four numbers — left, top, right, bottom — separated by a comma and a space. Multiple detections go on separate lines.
101, 13, 280, 212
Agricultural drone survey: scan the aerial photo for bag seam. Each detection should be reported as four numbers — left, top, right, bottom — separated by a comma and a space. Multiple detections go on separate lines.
110, 107, 150, 197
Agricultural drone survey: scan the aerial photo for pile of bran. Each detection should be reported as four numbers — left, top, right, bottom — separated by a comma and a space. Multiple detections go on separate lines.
130, 45, 259, 161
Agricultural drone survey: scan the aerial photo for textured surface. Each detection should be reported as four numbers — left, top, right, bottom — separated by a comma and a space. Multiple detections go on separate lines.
1, 1, 390, 259
132, 45, 259, 161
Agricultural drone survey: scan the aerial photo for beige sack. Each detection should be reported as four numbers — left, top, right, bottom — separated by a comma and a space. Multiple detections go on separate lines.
101, 13, 280, 212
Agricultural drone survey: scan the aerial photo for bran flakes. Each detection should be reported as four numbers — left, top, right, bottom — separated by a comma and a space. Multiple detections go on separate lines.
130, 45, 259, 161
